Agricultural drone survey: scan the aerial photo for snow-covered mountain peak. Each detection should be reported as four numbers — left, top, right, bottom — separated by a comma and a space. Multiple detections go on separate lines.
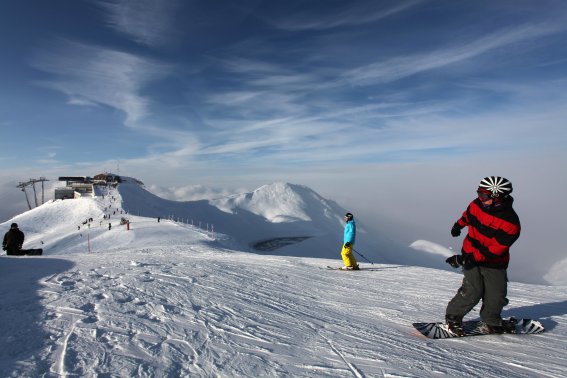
211, 182, 315, 223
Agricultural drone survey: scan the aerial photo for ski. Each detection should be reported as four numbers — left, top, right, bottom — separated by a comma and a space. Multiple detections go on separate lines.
327, 265, 359, 270
325, 265, 364, 271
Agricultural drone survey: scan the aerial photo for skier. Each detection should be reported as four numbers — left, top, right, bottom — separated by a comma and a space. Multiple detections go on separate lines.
3, 223, 25, 256
445, 176, 521, 335
340, 212, 359, 270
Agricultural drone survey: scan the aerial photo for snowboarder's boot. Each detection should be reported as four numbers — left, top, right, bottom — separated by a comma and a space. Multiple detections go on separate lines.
501, 317, 518, 333
353, 264, 360, 270
479, 317, 518, 334
479, 323, 504, 334
445, 314, 464, 336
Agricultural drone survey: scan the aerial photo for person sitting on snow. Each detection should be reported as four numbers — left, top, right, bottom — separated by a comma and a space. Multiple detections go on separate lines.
3, 223, 25, 256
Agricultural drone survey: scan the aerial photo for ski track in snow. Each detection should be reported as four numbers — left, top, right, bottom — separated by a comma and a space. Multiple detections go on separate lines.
1, 251, 563, 377
1, 182, 566, 377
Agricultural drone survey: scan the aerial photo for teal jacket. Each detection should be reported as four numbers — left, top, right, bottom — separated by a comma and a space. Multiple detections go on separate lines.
344, 220, 356, 245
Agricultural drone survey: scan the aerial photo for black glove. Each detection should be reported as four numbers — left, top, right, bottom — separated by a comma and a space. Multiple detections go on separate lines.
446, 255, 463, 268
451, 223, 461, 237
344, 242, 351, 248
2, 245, 5, 251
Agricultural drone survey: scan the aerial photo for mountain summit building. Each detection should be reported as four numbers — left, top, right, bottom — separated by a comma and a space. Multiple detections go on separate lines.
54, 173, 123, 200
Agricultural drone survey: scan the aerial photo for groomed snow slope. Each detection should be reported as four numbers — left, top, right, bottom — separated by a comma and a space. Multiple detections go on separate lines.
1, 183, 566, 377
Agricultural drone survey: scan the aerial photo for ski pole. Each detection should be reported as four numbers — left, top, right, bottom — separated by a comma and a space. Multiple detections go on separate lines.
353, 248, 374, 264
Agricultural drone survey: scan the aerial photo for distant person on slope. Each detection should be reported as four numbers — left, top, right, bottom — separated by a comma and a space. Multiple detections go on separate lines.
3, 223, 25, 256
445, 176, 521, 336
340, 213, 359, 270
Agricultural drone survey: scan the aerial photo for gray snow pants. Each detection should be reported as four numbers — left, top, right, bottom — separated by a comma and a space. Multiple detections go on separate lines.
446, 265, 509, 326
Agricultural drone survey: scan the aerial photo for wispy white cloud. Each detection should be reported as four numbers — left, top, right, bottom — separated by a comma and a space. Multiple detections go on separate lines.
341, 22, 566, 86
30, 40, 171, 127
20, 1, 567, 174
96, 0, 181, 47
214, 56, 326, 94
155, 22, 566, 167
67, 97, 100, 107
36, 158, 60, 165
189, 70, 567, 166
458, 77, 567, 102
269, 0, 421, 31
195, 53, 467, 162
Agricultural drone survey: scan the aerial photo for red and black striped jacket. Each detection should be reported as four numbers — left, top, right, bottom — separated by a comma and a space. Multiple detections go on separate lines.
455, 196, 520, 269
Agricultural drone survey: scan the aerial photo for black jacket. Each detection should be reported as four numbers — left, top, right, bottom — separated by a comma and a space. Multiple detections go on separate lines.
3, 228, 25, 254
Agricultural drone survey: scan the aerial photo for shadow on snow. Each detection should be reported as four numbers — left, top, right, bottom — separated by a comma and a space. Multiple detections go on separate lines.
503, 299, 567, 331
0, 257, 75, 376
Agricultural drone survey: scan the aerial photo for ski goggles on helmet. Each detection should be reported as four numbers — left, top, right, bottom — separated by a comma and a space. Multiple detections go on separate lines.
477, 189, 494, 201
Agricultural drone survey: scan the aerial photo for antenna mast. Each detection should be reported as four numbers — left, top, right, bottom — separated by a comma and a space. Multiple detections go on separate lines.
17, 182, 32, 210
17, 177, 50, 210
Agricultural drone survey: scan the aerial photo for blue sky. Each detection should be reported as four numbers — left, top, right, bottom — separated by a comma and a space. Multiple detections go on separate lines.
1, 0, 565, 173
1, 1, 567, 273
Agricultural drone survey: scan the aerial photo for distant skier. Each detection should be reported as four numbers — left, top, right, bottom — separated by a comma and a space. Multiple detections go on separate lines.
445, 176, 521, 335
3, 223, 25, 256
340, 212, 359, 270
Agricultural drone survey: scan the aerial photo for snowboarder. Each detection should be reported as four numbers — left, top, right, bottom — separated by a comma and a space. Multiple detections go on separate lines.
3, 223, 25, 256
445, 176, 521, 335
340, 212, 359, 270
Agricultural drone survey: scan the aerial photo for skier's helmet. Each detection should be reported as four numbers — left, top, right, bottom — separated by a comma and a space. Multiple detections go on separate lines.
10, 223, 18, 229
344, 212, 354, 221
478, 176, 513, 198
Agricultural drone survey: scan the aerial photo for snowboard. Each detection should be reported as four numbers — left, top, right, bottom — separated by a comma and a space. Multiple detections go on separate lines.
12, 249, 43, 256
413, 317, 544, 339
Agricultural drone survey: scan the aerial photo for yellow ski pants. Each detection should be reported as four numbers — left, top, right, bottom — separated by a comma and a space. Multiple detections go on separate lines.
341, 244, 358, 267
